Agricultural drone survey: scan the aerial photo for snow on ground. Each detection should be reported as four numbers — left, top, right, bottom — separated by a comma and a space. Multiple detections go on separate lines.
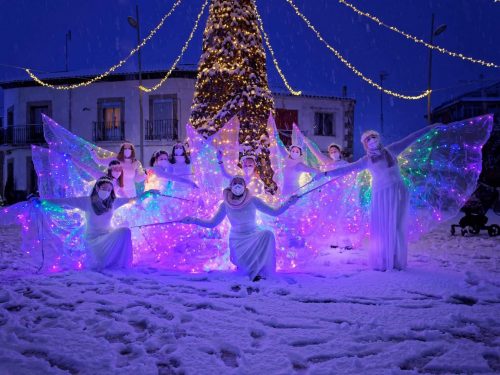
0, 214, 499, 375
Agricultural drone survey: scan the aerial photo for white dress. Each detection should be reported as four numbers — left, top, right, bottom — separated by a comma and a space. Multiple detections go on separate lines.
49, 197, 133, 271
281, 159, 316, 196
192, 195, 289, 279
324, 125, 436, 270
367, 154, 409, 270
169, 157, 194, 198
120, 160, 146, 198
225, 200, 276, 279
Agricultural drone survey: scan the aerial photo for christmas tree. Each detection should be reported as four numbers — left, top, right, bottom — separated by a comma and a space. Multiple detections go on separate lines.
190, 0, 277, 193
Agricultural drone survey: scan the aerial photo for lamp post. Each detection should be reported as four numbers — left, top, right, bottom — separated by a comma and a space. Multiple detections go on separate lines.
65, 30, 72, 131
379, 71, 389, 134
128, 5, 144, 164
427, 14, 447, 124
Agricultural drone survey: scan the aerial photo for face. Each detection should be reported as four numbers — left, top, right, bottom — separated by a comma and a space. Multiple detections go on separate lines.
98, 182, 113, 192
242, 158, 256, 175
329, 147, 341, 161
156, 154, 169, 166
174, 146, 184, 156
365, 135, 380, 150
123, 144, 133, 158
110, 165, 122, 178
290, 147, 301, 160
230, 179, 246, 196
97, 182, 113, 200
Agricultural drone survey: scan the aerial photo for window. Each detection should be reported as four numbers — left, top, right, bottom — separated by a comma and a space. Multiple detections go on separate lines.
275, 108, 298, 146
7, 106, 14, 126
27, 101, 52, 124
147, 95, 178, 140
314, 112, 335, 136
95, 98, 125, 141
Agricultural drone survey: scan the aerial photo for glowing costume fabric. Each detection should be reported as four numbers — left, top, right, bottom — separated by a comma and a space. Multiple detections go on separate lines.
3, 114, 491, 273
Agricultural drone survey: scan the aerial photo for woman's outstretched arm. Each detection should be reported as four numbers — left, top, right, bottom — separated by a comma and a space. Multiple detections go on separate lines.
387, 124, 440, 156
152, 167, 198, 188
253, 196, 299, 217
39, 197, 88, 211
181, 203, 227, 228
321, 157, 368, 178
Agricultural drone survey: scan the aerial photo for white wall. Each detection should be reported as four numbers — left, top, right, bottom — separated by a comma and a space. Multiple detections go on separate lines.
273, 94, 350, 152
1, 77, 353, 193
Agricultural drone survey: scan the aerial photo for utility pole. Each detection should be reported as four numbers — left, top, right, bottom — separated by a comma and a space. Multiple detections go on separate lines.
427, 14, 447, 124
128, 5, 144, 164
66, 30, 72, 131
380, 71, 388, 134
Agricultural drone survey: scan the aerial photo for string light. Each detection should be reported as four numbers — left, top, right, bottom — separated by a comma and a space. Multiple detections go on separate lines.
338, 0, 499, 69
254, 2, 302, 96
284, 0, 430, 100
24, 0, 184, 90
139, 0, 209, 92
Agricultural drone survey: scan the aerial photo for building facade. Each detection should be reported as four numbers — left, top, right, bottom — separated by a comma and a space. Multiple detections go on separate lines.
0, 69, 355, 201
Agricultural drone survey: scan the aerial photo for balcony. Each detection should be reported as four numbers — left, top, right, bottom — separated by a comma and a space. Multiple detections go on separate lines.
93, 121, 125, 142
0, 124, 45, 146
145, 119, 178, 141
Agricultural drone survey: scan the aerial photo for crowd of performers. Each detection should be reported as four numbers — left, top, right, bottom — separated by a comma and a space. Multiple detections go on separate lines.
0, 113, 493, 280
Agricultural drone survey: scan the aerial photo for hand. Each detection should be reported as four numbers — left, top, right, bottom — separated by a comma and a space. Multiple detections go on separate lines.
180, 217, 194, 224
88, 147, 98, 159
27, 194, 40, 204
287, 194, 300, 206
313, 172, 326, 182
140, 189, 160, 200
216, 150, 223, 163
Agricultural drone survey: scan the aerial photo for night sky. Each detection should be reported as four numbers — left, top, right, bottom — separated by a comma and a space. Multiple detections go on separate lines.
0, 0, 498, 157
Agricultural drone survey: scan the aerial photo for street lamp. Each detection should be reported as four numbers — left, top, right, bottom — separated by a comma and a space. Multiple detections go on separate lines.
128, 5, 145, 164
427, 14, 447, 124
379, 71, 389, 134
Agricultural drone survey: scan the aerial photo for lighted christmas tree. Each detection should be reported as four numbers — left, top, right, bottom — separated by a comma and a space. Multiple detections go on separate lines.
190, 0, 277, 193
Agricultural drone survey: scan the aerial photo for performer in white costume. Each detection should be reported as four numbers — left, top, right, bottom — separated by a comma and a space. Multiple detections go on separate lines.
106, 160, 126, 198
90, 143, 146, 198
181, 176, 298, 280
326, 143, 349, 169
35, 177, 148, 271
319, 125, 439, 271
218, 152, 266, 197
147, 150, 197, 193
281, 145, 319, 196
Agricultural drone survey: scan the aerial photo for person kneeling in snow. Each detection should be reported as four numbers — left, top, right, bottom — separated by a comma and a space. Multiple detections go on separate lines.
181, 176, 299, 281
36, 176, 153, 271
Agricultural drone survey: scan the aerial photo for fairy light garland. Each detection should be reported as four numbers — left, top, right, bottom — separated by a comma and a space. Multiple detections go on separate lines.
338, 0, 499, 69
139, 0, 209, 92
24, 0, 184, 90
284, 0, 430, 100
254, 2, 302, 96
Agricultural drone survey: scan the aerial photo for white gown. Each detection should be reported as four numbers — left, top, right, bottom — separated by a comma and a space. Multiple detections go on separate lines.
169, 157, 194, 198
120, 160, 146, 198
367, 154, 409, 270
192, 194, 290, 279
281, 159, 316, 196
225, 200, 276, 279
322, 125, 439, 271
49, 197, 133, 271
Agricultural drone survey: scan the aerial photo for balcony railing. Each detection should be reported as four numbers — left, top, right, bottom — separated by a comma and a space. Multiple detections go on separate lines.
0, 124, 45, 146
145, 119, 178, 141
93, 121, 125, 142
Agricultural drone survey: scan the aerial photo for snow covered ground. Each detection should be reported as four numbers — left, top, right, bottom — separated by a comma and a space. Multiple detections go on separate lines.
0, 214, 499, 374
